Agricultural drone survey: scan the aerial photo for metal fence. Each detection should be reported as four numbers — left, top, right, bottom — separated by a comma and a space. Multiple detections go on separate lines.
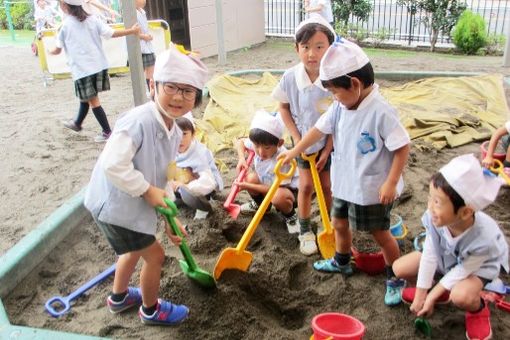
265, 0, 510, 45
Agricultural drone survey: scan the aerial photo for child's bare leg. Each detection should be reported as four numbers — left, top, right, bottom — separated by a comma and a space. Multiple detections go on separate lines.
331, 217, 351, 254
113, 252, 142, 293
392, 251, 421, 282
138, 241, 165, 308
318, 169, 332, 212
244, 172, 260, 196
297, 169, 314, 234
372, 229, 400, 265
450, 276, 485, 312
272, 188, 294, 215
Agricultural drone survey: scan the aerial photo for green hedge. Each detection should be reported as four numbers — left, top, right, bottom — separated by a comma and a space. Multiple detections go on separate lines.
452, 10, 487, 55
0, 1, 34, 30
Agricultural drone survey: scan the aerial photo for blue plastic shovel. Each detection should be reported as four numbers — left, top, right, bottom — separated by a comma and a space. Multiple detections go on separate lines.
45, 264, 116, 317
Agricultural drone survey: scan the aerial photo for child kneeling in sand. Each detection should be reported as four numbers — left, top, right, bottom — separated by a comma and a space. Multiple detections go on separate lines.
168, 112, 224, 220
236, 110, 299, 233
84, 44, 208, 325
393, 154, 509, 340
279, 39, 411, 306
481, 120, 510, 174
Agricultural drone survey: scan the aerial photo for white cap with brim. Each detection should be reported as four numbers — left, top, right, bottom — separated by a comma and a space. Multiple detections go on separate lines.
439, 154, 502, 211
295, 16, 336, 41
250, 110, 284, 139
64, 0, 83, 5
319, 39, 370, 81
153, 43, 208, 90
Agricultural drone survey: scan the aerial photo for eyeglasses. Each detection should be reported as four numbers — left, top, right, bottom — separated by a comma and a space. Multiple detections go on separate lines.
162, 83, 197, 101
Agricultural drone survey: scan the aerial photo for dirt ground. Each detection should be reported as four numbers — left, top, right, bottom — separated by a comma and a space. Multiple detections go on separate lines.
2, 39, 510, 339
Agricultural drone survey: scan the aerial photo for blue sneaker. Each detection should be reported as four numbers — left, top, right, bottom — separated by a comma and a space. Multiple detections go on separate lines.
139, 299, 189, 326
313, 258, 353, 275
107, 287, 142, 314
385, 278, 405, 306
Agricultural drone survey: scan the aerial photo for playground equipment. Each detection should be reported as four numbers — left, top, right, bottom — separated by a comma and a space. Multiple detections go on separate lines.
214, 159, 296, 280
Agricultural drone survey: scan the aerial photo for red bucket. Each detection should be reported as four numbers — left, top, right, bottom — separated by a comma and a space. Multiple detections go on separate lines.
311, 312, 365, 340
480, 141, 506, 162
351, 247, 385, 275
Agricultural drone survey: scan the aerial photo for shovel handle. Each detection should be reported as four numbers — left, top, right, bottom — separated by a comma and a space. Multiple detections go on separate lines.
301, 153, 333, 234
224, 150, 255, 209
157, 199, 199, 271
236, 159, 296, 252
490, 159, 510, 185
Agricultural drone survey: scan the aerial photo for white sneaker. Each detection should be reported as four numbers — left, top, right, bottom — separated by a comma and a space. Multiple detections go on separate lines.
240, 200, 259, 214
298, 232, 318, 256
284, 213, 299, 234
94, 132, 111, 143
194, 209, 209, 220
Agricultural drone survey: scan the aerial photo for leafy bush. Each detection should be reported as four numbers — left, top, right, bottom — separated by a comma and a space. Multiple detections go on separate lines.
334, 23, 368, 43
372, 28, 392, 47
483, 34, 505, 55
0, 0, 34, 30
452, 10, 487, 54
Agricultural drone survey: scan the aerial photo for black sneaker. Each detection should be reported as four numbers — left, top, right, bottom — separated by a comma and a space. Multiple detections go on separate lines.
63, 120, 82, 132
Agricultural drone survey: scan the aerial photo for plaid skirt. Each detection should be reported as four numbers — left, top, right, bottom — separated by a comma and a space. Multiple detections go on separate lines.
74, 69, 110, 101
331, 198, 393, 232
142, 53, 156, 69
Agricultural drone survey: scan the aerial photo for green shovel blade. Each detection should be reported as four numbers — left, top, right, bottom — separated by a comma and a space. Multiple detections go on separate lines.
415, 317, 432, 338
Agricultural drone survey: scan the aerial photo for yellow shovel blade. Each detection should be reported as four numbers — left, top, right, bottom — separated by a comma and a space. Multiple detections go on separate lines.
317, 230, 336, 259
213, 248, 253, 280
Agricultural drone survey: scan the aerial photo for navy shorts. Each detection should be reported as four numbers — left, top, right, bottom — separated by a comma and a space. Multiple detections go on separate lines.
94, 217, 156, 255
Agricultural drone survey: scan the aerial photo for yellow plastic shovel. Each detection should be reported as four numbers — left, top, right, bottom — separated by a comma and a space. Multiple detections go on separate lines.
490, 159, 510, 185
214, 159, 297, 280
301, 153, 335, 259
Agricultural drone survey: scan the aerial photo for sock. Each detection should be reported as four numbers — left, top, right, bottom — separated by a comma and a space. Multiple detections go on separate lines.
299, 218, 311, 234
92, 106, 111, 134
282, 208, 295, 218
75, 101, 89, 126
110, 290, 127, 303
334, 252, 351, 266
252, 194, 264, 206
142, 303, 158, 316
386, 265, 396, 280
146, 78, 151, 91
503, 160, 510, 168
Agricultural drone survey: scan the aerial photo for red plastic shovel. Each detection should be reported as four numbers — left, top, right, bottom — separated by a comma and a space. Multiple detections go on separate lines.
223, 150, 255, 219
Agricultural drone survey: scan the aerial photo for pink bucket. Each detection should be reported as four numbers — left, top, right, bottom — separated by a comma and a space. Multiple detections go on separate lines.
480, 141, 506, 162
311, 312, 365, 340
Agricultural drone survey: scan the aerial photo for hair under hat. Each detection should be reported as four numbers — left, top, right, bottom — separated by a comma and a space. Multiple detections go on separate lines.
63, 0, 83, 5
295, 16, 336, 41
439, 154, 502, 211
319, 39, 370, 81
153, 43, 208, 90
250, 110, 284, 139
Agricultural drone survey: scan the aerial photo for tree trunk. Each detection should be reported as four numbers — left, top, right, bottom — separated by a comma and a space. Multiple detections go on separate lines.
430, 28, 438, 52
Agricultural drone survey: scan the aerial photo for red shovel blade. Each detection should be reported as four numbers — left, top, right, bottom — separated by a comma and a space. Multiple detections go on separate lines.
225, 203, 241, 219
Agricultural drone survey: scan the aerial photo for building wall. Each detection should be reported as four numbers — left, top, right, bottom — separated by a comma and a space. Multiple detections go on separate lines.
187, 0, 265, 58
145, 0, 190, 48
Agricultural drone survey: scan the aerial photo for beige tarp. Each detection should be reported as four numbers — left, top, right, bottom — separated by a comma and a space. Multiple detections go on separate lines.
195, 72, 509, 166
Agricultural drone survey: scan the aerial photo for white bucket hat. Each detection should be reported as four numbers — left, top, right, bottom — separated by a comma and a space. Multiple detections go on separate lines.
319, 39, 370, 81
440, 154, 502, 211
295, 16, 336, 41
64, 0, 83, 5
154, 43, 208, 90
250, 110, 284, 139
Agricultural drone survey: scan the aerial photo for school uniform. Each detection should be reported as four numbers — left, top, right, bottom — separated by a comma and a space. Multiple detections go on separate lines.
315, 84, 410, 230
136, 8, 156, 69
418, 210, 509, 290
176, 139, 224, 196
56, 15, 114, 100
84, 101, 182, 254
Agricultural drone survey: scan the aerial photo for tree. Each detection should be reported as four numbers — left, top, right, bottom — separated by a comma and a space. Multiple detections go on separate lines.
331, 0, 372, 27
397, 0, 466, 52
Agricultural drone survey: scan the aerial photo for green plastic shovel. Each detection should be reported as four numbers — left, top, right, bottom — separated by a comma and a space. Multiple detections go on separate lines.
156, 198, 215, 288
415, 317, 431, 338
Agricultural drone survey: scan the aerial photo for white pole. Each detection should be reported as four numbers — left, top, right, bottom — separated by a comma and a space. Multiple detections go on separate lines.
503, 17, 510, 67
215, 0, 227, 65
121, 0, 147, 106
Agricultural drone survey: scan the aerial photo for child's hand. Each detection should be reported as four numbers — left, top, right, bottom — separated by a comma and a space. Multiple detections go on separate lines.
234, 179, 250, 190
410, 293, 426, 315
142, 185, 168, 208
277, 150, 295, 165
379, 180, 397, 205
236, 158, 249, 174
481, 155, 494, 168
316, 151, 329, 172
416, 296, 435, 317
164, 217, 188, 246
146, 34, 153, 41
131, 23, 141, 35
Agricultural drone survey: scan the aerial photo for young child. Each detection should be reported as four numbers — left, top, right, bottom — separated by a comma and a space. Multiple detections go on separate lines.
49, 0, 139, 143
169, 112, 224, 220
84, 44, 208, 325
304, 0, 334, 26
271, 16, 335, 256
279, 39, 411, 306
136, 0, 156, 94
393, 154, 508, 340
481, 120, 510, 172
34, 0, 58, 35
237, 110, 299, 232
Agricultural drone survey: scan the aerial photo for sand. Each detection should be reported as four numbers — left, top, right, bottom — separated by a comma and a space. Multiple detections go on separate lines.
2, 39, 510, 339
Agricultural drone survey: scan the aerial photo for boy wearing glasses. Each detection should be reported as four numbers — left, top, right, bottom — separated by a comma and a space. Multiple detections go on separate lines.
84, 44, 207, 325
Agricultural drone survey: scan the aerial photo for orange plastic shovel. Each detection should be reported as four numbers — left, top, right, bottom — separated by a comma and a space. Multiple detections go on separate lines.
223, 150, 256, 219
214, 158, 297, 280
490, 159, 510, 185
301, 153, 335, 259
